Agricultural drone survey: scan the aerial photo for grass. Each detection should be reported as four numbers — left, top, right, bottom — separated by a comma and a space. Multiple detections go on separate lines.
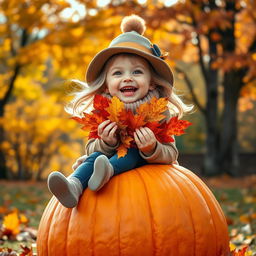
0, 178, 255, 254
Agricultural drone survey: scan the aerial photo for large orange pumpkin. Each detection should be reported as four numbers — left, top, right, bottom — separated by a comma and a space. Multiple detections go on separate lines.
37, 164, 230, 256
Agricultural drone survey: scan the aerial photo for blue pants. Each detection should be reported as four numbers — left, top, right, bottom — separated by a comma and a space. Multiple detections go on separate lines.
71, 148, 147, 189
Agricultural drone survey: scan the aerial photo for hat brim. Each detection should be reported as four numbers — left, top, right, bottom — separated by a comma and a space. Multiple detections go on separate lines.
86, 47, 174, 85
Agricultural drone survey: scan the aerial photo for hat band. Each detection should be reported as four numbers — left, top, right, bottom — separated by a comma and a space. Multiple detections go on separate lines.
111, 42, 152, 55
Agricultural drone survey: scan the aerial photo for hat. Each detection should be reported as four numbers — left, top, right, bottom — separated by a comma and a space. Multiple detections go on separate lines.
86, 15, 174, 85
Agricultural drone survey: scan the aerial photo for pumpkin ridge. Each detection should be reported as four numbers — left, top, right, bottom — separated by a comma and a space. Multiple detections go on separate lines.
92, 190, 98, 255
65, 208, 72, 256
171, 168, 216, 255
173, 167, 218, 255
61, 205, 73, 255
172, 165, 229, 255
38, 198, 57, 255
135, 167, 156, 255
179, 166, 227, 222
48, 202, 71, 255
46, 199, 59, 255
164, 168, 196, 255
116, 174, 121, 256
43, 198, 56, 255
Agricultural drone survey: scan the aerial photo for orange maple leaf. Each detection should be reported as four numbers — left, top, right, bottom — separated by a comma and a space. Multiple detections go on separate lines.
117, 136, 133, 158
106, 96, 125, 123
137, 97, 168, 122
117, 145, 128, 158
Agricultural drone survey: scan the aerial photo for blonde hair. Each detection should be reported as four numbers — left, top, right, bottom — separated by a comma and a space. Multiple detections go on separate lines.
65, 53, 193, 118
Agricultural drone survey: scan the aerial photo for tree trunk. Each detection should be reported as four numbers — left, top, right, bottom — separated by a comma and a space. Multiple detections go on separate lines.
218, 1, 244, 176
0, 28, 28, 180
0, 64, 21, 179
202, 34, 220, 175
219, 70, 243, 176
203, 69, 220, 175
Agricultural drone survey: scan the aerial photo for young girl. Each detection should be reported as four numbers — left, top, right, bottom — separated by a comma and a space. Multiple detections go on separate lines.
48, 15, 192, 208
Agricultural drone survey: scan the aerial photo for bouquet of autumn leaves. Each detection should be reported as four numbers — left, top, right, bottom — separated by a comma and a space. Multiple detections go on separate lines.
72, 95, 192, 158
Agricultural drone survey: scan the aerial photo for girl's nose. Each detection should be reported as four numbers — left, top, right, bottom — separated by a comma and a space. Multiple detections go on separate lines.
123, 77, 133, 83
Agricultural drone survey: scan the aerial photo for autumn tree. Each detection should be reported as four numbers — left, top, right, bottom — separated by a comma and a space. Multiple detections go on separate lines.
0, 0, 112, 179
0, 0, 69, 178
169, 0, 256, 176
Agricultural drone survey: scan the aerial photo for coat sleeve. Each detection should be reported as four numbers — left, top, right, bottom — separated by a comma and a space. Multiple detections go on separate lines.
139, 109, 179, 164
139, 138, 178, 164
85, 138, 119, 157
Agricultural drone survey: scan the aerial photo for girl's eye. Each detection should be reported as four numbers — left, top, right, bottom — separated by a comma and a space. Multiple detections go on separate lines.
133, 69, 143, 74
113, 71, 121, 75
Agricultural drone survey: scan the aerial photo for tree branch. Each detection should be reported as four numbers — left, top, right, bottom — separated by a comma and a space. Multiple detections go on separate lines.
0, 64, 21, 114
0, 28, 29, 114
175, 66, 206, 115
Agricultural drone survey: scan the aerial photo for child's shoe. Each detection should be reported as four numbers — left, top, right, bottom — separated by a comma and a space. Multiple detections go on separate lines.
47, 172, 83, 208
88, 155, 114, 191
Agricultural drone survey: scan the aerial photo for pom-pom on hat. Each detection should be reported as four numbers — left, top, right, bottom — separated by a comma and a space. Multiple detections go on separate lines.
86, 15, 174, 85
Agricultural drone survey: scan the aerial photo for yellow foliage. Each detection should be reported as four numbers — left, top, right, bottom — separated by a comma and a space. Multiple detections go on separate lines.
71, 27, 84, 37
19, 213, 28, 224
13, 76, 44, 100
3, 211, 20, 235
2, 94, 85, 179
2, 38, 11, 51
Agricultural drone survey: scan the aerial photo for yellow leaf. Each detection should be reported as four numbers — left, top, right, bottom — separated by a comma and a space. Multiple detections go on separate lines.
121, 135, 133, 147
3, 211, 20, 235
19, 213, 28, 224
106, 96, 125, 123
229, 242, 236, 251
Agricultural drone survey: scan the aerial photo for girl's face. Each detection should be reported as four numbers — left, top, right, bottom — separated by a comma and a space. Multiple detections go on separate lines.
105, 55, 154, 103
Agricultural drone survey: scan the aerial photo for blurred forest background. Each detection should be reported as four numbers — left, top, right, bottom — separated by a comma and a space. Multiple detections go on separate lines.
0, 0, 256, 181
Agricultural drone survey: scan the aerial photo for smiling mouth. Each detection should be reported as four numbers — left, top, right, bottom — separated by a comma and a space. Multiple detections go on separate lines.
120, 86, 138, 93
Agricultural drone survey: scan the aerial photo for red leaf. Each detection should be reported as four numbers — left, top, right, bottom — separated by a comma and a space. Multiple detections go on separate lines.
166, 116, 192, 136
93, 94, 110, 119
155, 122, 175, 143
231, 246, 248, 256
120, 110, 146, 131
93, 94, 109, 109
20, 245, 33, 256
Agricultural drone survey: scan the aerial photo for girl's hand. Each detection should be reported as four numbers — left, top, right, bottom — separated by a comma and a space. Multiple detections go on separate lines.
98, 120, 118, 147
134, 127, 157, 156
72, 155, 88, 170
